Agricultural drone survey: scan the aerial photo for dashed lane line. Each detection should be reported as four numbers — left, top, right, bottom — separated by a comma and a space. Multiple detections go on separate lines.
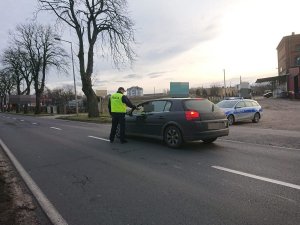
50, 127, 62, 130
88, 135, 110, 142
212, 165, 300, 190
0, 139, 68, 225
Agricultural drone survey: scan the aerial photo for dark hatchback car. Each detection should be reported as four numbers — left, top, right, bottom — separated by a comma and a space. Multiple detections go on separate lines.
122, 98, 229, 148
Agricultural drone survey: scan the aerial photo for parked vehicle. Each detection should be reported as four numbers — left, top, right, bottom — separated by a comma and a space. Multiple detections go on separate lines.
119, 98, 229, 148
216, 99, 263, 125
263, 92, 273, 98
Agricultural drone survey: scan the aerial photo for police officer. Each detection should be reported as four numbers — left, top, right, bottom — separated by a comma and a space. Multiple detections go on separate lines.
108, 87, 137, 143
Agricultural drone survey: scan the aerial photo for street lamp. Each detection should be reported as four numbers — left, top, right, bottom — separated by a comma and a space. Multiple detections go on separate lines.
55, 37, 79, 116
223, 69, 226, 98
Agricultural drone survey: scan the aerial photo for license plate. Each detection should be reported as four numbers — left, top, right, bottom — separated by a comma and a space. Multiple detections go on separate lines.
208, 123, 223, 129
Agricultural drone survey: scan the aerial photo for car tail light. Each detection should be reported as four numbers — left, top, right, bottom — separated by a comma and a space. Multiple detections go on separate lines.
185, 110, 200, 120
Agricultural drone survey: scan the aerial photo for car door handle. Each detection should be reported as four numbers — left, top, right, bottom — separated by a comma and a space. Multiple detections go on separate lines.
158, 116, 165, 119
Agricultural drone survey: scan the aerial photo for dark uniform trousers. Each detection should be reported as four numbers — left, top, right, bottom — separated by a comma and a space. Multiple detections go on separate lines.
109, 112, 126, 142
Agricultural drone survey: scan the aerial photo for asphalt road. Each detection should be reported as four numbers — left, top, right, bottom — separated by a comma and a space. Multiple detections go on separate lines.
0, 113, 299, 225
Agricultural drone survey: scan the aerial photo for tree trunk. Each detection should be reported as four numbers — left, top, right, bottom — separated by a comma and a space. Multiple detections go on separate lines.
35, 92, 41, 114
84, 88, 99, 117
79, 44, 99, 117
16, 104, 20, 113
24, 104, 28, 114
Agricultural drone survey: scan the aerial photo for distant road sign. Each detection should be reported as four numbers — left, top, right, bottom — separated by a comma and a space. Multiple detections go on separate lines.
170, 82, 189, 97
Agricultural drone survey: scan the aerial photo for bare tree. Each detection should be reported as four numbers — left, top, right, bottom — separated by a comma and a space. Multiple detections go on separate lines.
38, 0, 136, 117
45, 85, 75, 105
0, 69, 16, 111
210, 85, 222, 97
14, 23, 68, 114
1, 46, 34, 113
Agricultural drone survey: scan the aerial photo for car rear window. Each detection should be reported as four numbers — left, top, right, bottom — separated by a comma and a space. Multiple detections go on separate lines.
184, 99, 218, 113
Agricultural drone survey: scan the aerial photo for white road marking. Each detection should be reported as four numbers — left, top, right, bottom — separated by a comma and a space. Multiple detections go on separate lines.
32, 122, 38, 125
20, 119, 24, 122
271, 194, 297, 204
220, 138, 300, 151
50, 127, 62, 130
212, 166, 300, 190
0, 139, 68, 225
88, 136, 110, 142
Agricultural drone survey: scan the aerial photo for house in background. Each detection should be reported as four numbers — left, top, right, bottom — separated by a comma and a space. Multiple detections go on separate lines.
256, 32, 300, 99
127, 86, 143, 97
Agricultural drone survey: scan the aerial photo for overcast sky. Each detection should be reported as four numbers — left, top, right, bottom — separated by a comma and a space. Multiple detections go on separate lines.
1, 0, 300, 94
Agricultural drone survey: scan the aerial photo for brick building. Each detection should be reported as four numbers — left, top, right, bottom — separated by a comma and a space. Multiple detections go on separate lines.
277, 32, 300, 75
256, 32, 300, 99
277, 32, 300, 98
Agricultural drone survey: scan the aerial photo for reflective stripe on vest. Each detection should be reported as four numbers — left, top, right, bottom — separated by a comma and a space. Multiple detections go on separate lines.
110, 93, 126, 113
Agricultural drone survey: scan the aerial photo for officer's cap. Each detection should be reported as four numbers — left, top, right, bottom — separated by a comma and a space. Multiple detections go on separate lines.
118, 87, 126, 92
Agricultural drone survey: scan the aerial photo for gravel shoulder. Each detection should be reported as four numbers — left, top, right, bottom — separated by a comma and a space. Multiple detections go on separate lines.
0, 147, 42, 225
235, 98, 300, 131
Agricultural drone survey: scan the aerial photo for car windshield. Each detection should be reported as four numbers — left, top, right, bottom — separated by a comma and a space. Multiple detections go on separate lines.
217, 100, 239, 108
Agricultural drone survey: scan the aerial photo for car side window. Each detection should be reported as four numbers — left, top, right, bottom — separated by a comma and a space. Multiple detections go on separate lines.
131, 102, 151, 115
152, 101, 167, 112
143, 102, 155, 112
245, 101, 253, 107
235, 101, 246, 108
132, 101, 171, 115
164, 101, 172, 111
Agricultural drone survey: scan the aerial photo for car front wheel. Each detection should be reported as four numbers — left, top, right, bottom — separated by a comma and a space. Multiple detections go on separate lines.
252, 113, 260, 123
164, 125, 183, 148
227, 115, 235, 125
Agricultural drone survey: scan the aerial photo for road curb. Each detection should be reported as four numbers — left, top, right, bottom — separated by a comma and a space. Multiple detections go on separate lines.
0, 138, 68, 225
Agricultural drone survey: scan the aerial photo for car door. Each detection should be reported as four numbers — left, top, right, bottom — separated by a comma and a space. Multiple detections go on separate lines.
244, 100, 255, 119
125, 101, 159, 135
126, 100, 171, 136
138, 100, 170, 136
125, 106, 144, 135
234, 101, 247, 121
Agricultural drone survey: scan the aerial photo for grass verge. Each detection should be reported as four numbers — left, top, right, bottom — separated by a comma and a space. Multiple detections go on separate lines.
56, 113, 112, 123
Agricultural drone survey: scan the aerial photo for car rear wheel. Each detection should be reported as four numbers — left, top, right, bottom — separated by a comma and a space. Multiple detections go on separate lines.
202, 138, 217, 143
164, 125, 183, 148
227, 115, 235, 125
252, 113, 260, 123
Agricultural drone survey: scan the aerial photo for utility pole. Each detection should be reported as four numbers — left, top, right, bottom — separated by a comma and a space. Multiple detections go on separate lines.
55, 37, 78, 116
223, 69, 226, 97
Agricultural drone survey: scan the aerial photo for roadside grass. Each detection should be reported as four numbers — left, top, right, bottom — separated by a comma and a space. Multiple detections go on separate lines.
56, 113, 111, 123
3, 111, 53, 117
1, 111, 112, 123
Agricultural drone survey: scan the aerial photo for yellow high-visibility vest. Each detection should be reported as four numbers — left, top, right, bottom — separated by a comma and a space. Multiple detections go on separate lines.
110, 93, 126, 113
